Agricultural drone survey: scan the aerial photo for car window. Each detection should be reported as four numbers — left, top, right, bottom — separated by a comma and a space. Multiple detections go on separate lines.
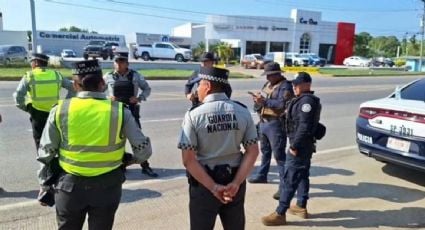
254, 55, 263, 60
155, 44, 166, 48
400, 79, 425, 101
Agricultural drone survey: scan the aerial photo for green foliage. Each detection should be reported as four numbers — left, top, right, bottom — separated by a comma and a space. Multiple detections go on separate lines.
354, 32, 372, 57
59, 26, 97, 34
191, 42, 206, 61
394, 58, 406, 67
355, 32, 401, 58
211, 42, 233, 64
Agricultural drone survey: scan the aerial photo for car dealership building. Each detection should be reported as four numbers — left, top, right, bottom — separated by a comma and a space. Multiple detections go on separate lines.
172, 9, 355, 64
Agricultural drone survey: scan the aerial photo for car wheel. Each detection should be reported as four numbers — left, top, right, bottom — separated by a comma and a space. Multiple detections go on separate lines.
244, 64, 248, 69
83, 54, 89, 60
360, 63, 365, 67
4, 58, 11, 65
175, 54, 184, 62
294, 61, 299, 66
102, 54, 108, 60
109, 54, 114, 60
134, 55, 138, 60
142, 53, 150, 61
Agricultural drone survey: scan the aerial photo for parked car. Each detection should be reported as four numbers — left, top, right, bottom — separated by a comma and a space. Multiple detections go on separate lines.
300, 53, 326, 67
356, 79, 425, 172
83, 41, 128, 60
263, 52, 292, 67
343, 56, 371, 67
0, 45, 28, 65
241, 54, 265, 69
372, 57, 395, 67
286, 52, 309, 66
133, 44, 151, 60
60, 49, 76, 58
135, 42, 192, 62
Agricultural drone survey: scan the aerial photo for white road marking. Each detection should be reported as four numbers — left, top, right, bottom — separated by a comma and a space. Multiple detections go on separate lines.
0, 145, 358, 211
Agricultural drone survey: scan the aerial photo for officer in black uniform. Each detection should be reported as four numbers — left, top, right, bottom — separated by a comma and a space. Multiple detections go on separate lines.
185, 52, 232, 105
104, 52, 158, 177
262, 72, 322, 226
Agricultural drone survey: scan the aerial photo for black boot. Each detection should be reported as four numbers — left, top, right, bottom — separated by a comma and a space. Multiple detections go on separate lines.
141, 161, 158, 177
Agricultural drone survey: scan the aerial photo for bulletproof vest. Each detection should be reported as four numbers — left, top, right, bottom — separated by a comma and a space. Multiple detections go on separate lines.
112, 70, 135, 105
286, 93, 321, 136
260, 81, 285, 118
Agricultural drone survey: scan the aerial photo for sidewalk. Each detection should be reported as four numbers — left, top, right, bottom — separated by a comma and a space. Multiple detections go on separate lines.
1, 149, 424, 229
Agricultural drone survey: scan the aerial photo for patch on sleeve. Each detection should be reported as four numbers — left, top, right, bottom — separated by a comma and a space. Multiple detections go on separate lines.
301, 104, 312, 113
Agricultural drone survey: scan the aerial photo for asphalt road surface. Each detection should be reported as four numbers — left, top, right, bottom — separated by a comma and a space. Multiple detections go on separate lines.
0, 74, 424, 229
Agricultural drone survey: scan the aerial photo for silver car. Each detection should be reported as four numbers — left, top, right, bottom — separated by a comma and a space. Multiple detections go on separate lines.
0, 45, 28, 65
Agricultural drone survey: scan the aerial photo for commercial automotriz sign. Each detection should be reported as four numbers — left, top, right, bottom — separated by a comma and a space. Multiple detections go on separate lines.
38, 31, 122, 42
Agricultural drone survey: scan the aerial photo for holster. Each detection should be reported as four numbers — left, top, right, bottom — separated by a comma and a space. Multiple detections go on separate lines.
187, 164, 238, 186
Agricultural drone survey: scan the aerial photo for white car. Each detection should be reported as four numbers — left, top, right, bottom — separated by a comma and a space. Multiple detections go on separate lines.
135, 42, 192, 62
356, 79, 425, 172
60, 49, 76, 58
343, 56, 371, 67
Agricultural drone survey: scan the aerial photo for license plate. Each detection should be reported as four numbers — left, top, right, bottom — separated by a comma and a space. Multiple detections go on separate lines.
387, 137, 411, 152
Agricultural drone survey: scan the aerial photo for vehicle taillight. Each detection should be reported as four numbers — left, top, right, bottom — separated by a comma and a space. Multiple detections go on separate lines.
359, 107, 379, 119
359, 107, 425, 123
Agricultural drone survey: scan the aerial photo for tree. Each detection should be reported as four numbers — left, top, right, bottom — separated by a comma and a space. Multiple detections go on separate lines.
354, 32, 372, 57
211, 42, 233, 64
59, 26, 97, 34
191, 42, 206, 61
369, 36, 400, 57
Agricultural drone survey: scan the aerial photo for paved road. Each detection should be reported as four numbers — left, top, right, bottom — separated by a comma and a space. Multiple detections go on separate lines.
0, 75, 424, 229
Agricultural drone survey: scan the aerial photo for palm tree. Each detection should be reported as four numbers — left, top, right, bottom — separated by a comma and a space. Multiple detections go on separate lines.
213, 42, 233, 64
192, 42, 206, 61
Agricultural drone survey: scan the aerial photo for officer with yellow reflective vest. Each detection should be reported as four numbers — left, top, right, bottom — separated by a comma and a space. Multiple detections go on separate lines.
13, 53, 74, 150
36, 60, 152, 229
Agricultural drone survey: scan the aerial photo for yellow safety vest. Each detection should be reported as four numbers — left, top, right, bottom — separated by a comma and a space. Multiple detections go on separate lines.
25, 68, 62, 112
55, 97, 125, 177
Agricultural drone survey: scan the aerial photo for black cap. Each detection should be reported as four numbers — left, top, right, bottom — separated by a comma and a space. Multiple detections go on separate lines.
31, 53, 49, 62
292, 72, 312, 85
195, 66, 229, 84
200, 52, 216, 62
72, 60, 102, 76
114, 52, 129, 61
261, 62, 284, 76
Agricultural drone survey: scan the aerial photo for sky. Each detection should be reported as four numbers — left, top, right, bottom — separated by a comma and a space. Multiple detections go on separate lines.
0, 0, 423, 39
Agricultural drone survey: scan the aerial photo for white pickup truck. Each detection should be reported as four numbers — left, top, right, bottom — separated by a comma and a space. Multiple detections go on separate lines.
134, 42, 192, 62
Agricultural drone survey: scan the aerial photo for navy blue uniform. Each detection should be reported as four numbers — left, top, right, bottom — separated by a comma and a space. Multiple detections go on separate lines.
276, 91, 321, 214
252, 79, 293, 182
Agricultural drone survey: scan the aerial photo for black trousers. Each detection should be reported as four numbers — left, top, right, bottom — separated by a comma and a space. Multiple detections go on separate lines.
55, 168, 124, 230
27, 104, 50, 150
189, 182, 246, 230
127, 104, 151, 169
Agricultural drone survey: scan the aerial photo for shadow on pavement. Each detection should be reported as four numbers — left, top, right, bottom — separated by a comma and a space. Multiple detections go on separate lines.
121, 188, 162, 203
310, 182, 425, 203
124, 168, 186, 181
291, 207, 425, 228
0, 189, 38, 199
251, 165, 354, 184
381, 163, 425, 187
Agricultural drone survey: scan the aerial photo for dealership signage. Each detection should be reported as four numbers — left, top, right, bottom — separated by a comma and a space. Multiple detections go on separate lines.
214, 24, 288, 32
299, 17, 318, 25
37, 31, 122, 42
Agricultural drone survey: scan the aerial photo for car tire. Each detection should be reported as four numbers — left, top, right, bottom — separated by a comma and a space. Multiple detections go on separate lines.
175, 54, 184, 62
83, 54, 89, 60
109, 54, 114, 60
294, 61, 299, 66
244, 64, 248, 69
134, 55, 138, 60
4, 58, 11, 66
102, 54, 108, 60
142, 53, 150, 61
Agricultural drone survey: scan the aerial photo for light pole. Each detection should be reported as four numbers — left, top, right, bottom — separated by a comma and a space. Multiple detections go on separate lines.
420, 0, 425, 71
30, 0, 37, 52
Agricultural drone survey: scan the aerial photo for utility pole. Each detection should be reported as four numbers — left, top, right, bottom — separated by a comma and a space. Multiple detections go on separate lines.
420, 0, 425, 71
30, 0, 37, 52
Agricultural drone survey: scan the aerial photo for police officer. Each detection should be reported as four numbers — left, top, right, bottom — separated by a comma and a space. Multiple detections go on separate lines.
13, 53, 74, 150
37, 60, 152, 229
262, 72, 322, 226
248, 62, 293, 188
185, 52, 232, 105
178, 67, 259, 230
103, 52, 157, 177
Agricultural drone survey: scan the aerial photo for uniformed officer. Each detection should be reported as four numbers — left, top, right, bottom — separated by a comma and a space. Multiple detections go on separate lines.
178, 67, 259, 230
37, 60, 152, 229
103, 52, 157, 177
262, 72, 322, 226
185, 52, 232, 105
13, 53, 74, 150
248, 62, 293, 188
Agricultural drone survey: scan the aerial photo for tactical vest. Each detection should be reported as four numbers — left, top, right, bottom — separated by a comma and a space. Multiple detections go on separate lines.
112, 70, 135, 105
260, 81, 285, 118
55, 97, 125, 177
25, 68, 62, 112
286, 93, 321, 137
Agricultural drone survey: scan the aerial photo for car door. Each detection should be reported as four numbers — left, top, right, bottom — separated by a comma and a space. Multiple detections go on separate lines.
154, 43, 168, 59
164, 44, 175, 59
7, 47, 17, 62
